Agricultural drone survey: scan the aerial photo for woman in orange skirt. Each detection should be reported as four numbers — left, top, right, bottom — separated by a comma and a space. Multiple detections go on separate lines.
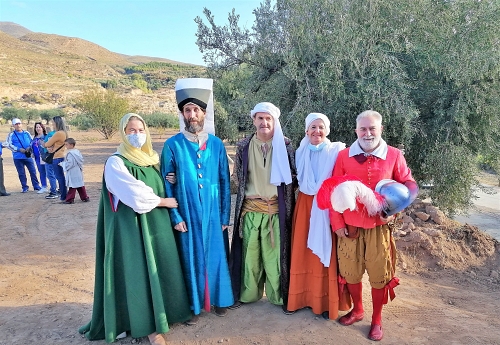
287, 113, 348, 319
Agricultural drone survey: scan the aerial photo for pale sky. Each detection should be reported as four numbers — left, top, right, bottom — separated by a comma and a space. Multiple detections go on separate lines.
0, 0, 264, 65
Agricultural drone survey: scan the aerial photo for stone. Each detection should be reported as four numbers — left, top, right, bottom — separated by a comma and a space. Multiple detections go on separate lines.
407, 223, 416, 230
425, 205, 439, 214
423, 228, 440, 237
402, 215, 414, 224
415, 212, 430, 221
491, 270, 499, 279
430, 209, 446, 225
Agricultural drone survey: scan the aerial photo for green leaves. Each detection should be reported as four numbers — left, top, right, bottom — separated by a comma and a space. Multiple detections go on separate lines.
196, 0, 500, 214
74, 88, 133, 139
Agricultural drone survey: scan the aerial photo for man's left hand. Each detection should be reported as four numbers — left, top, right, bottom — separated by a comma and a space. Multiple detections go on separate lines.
222, 225, 229, 231
380, 214, 395, 223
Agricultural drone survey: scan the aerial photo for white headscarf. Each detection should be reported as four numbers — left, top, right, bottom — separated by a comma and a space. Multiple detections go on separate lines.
250, 102, 292, 186
296, 113, 345, 266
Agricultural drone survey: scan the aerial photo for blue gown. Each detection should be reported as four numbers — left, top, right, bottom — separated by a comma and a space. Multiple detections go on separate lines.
161, 133, 233, 314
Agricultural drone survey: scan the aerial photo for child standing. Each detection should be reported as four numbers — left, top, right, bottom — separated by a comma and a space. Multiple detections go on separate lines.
60, 138, 89, 204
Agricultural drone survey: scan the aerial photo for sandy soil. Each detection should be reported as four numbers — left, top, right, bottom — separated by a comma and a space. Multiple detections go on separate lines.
0, 126, 499, 345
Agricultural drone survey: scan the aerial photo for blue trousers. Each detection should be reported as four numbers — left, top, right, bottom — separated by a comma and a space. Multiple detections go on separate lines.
13, 158, 41, 191
34, 155, 47, 188
45, 162, 57, 194
52, 158, 67, 200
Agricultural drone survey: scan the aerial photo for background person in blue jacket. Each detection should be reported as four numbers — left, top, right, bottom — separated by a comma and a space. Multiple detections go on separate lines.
5, 118, 41, 193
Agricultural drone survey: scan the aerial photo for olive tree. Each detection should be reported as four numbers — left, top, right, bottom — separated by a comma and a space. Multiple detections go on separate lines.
195, 0, 500, 215
0, 107, 26, 123
74, 88, 134, 139
40, 109, 66, 124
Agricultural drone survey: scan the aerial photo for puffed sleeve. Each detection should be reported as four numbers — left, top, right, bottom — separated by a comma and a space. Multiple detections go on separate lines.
104, 155, 161, 214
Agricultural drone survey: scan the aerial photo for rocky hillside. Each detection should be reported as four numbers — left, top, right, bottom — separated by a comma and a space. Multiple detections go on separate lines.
0, 22, 205, 115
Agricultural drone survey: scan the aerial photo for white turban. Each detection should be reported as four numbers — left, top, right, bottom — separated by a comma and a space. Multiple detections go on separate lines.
250, 102, 292, 186
305, 112, 330, 136
175, 78, 215, 135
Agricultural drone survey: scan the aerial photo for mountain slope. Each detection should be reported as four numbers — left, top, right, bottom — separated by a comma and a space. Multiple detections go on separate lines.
0, 30, 123, 98
0, 22, 203, 114
18, 32, 133, 66
0, 21, 32, 38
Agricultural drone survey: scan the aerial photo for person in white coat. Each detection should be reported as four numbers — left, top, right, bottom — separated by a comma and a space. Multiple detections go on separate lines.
60, 138, 89, 204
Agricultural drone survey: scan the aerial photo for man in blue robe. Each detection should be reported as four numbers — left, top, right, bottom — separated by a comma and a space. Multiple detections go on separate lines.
161, 78, 233, 323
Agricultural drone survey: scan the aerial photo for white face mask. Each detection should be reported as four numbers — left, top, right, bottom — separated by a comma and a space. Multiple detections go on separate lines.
126, 133, 147, 148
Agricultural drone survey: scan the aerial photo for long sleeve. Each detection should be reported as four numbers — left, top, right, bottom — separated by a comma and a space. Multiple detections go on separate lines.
62, 152, 77, 172
6, 131, 33, 158
160, 144, 183, 225
104, 155, 160, 214
6, 132, 16, 151
219, 145, 231, 226
44, 131, 65, 148
330, 152, 347, 231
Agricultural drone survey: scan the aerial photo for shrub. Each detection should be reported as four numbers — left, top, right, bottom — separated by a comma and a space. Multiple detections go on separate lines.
68, 114, 96, 131
74, 88, 133, 139
40, 109, 66, 124
0, 107, 26, 122
143, 112, 179, 129
214, 101, 238, 143
25, 109, 40, 124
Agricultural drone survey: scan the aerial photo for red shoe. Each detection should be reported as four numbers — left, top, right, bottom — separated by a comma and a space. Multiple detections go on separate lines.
368, 324, 383, 341
338, 311, 364, 326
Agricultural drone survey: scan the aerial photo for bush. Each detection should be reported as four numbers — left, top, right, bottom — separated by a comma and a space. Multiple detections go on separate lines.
74, 88, 133, 139
0, 107, 26, 122
68, 114, 96, 131
40, 109, 66, 124
100, 80, 118, 89
477, 154, 499, 172
25, 109, 40, 124
214, 101, 238, 143
143, 112, 179, 129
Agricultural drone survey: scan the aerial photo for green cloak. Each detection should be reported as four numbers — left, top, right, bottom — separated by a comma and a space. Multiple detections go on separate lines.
79, 155, 191, 343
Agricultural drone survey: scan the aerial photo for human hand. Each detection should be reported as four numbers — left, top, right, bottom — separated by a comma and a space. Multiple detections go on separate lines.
335, 228, 348, 238
222, 225, 229, 231
165, 172, 176, 184
380, 214, 395, 223
174, 221, 188, 232
159, 197, 178, 208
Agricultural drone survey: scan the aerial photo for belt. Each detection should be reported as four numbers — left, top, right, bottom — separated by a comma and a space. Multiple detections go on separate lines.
242, 196, 279, 247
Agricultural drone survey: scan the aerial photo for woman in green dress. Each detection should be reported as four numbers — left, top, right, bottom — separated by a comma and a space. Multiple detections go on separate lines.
79, 113, 191, 344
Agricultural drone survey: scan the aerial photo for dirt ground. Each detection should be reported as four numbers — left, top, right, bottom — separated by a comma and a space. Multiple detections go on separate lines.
0, 126, 499, 345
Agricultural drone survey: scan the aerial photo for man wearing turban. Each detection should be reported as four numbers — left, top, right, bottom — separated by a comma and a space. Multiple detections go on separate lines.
161, 78, 233, 322
229, 102, 296, 313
